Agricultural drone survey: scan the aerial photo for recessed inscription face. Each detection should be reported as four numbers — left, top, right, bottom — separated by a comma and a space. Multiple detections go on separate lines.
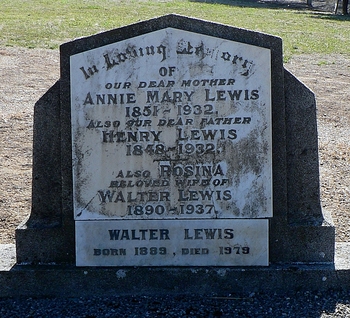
70, 28, 272, 220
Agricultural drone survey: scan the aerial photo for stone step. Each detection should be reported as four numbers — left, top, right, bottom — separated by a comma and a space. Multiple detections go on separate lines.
0, 243, 349, 297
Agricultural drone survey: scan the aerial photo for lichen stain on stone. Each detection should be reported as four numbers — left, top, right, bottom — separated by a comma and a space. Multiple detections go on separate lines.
242, 179, 268, 218
216, 268, 227, 277
226, 128, 266, 177
217, 127, 270, 217
187, 61, 214, 79
116, 269, 127, 279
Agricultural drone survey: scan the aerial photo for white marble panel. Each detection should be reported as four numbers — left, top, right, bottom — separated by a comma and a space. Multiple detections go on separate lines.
76, 219, 268, 266
70, 28, 272, 221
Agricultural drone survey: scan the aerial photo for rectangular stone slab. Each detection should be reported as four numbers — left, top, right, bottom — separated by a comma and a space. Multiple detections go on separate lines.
76, 219, 268, 266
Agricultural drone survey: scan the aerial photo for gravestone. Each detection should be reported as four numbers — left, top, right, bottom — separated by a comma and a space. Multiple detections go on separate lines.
16, 14, 334, 267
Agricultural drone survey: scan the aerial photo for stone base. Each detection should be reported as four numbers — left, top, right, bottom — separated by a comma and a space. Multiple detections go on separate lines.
16, 217, 335, 265
270, 221, 335, 263
16, 219, 75, 265
1, 243, 349, 298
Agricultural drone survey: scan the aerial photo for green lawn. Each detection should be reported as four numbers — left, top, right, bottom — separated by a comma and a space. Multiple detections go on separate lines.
0, 0, 349, 61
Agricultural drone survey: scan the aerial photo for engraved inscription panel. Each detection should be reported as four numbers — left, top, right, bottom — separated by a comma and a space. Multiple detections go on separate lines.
71, 28, 272, 221
76, 219, 269, 266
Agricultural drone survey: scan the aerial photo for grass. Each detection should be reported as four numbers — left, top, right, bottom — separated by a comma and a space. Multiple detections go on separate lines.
0, 0, 349, 60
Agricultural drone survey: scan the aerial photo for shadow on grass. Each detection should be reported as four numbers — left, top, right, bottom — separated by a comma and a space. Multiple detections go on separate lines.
309, 11, 350, 20
190, 0, 350, 21
189, 0, 336, 13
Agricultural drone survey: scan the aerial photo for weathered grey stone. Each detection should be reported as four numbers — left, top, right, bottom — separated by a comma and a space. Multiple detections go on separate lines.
15, 14, 334, 267
285, 69, 323, 224
266, 69, 335, 264
29, 81, 62, 227
16, 81, 75, 264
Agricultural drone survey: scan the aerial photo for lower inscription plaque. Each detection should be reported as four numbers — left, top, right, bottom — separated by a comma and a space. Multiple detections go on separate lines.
76, 219, 268, 266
